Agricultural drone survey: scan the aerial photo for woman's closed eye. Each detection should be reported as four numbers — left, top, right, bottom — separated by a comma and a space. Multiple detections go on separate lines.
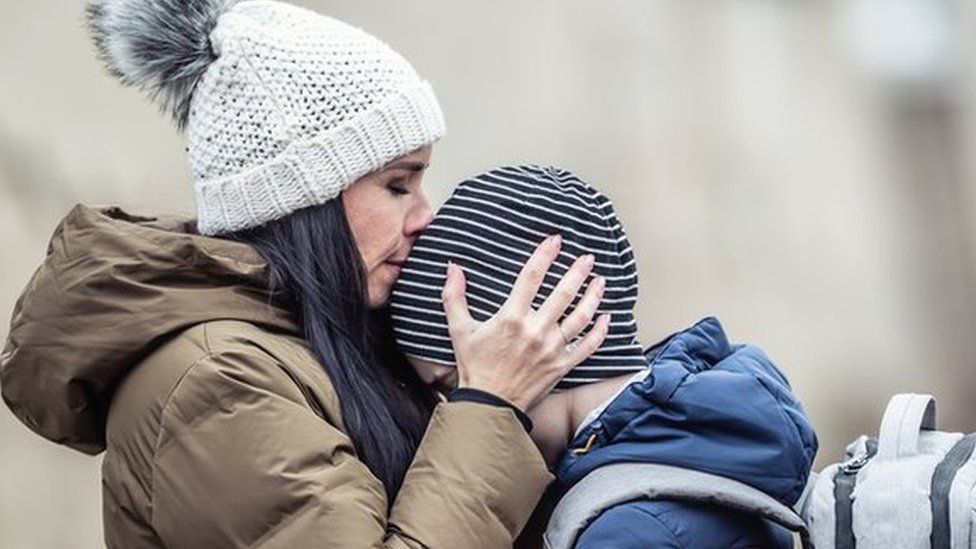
387, 179, 409, 196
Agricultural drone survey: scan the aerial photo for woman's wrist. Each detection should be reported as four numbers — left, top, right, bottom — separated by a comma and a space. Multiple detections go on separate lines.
448, 387, 533, 432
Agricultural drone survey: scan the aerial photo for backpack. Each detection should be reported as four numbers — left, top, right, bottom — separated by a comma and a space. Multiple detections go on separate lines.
800, 393, 976, 548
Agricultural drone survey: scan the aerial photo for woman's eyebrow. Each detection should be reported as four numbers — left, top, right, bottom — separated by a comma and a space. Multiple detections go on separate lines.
384, 160, 428, 173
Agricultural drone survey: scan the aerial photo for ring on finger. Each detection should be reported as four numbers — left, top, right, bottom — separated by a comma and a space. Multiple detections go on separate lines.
564, 339, 579, 354
557, 323, 573, 345
558, 323, 581, 354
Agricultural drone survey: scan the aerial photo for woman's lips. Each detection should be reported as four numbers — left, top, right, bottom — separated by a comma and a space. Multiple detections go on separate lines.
385, 259, 405, 276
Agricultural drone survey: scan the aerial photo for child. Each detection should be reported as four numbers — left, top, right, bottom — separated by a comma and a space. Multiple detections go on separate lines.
390, 165, 817, 548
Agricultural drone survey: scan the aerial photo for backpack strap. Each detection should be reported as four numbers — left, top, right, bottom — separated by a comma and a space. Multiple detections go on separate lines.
543, 462, 809, 549
930, 433, 976, 549
877, 393, 936, 461
833, 437, 879, 549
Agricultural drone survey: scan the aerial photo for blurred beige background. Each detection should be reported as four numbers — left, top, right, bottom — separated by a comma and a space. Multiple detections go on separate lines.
2, 0, 975, 546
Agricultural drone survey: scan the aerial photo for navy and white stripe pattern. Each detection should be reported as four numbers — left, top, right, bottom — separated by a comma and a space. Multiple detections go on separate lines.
390, 165, 647, 389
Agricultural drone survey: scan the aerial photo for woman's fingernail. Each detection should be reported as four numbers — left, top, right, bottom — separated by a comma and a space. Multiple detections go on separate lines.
584, 254, 595, 268
552, 234, 562, 248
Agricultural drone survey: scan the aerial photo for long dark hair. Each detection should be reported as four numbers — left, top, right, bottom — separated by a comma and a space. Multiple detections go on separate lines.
229, 199, 436, 497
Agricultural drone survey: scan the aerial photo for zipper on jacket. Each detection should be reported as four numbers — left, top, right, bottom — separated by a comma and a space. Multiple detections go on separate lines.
571, 422, 604, 456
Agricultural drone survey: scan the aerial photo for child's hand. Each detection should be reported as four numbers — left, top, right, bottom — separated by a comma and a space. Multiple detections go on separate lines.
441, 234, 609, 412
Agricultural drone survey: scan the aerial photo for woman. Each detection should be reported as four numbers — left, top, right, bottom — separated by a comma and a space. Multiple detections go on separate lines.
0, 1, 609, 547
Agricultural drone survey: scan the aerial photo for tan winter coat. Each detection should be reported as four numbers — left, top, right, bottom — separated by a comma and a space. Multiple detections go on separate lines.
1, 205, 552, 548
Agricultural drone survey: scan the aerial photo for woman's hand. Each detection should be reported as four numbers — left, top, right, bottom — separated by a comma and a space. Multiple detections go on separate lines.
441, 234, 610, 412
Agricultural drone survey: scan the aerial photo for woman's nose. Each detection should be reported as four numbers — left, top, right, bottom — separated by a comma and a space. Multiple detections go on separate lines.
405, 194, 434, 236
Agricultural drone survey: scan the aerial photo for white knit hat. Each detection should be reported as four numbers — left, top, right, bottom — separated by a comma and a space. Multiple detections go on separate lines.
87, 0, 446, 235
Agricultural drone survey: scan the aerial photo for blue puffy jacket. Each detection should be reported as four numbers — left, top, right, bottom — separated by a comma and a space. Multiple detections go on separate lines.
550, 317, 818, 548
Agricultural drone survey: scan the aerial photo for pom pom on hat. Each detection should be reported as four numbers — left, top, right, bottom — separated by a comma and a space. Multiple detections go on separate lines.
86, 0, 238, 129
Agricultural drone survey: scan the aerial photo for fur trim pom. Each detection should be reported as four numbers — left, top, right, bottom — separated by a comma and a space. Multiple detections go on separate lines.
86, 0, 237, 129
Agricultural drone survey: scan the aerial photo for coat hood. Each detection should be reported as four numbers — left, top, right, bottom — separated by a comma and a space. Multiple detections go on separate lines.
1, 204, 298, 455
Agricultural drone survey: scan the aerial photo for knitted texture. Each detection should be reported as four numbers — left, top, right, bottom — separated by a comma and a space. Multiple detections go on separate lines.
88, 0, 445, 235
390, 165, 648, 389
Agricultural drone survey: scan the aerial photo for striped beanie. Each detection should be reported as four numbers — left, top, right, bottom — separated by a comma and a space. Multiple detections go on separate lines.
390, 165, 647, 389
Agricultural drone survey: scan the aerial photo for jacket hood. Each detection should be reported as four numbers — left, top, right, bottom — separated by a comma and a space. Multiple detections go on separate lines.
1, 204, 298, 455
